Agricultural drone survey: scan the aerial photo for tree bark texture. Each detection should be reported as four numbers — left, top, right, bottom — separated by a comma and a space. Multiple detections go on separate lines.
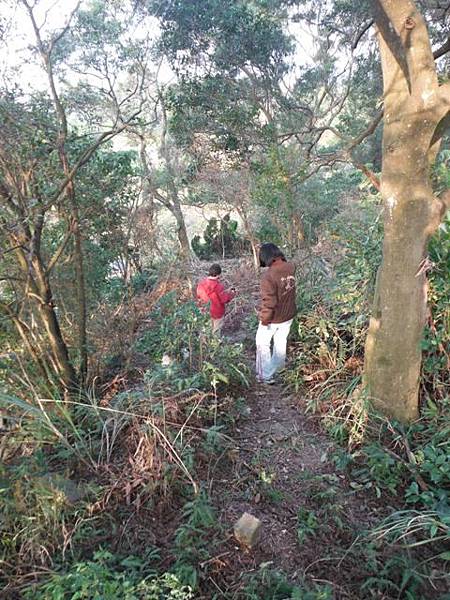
364, 0, 450, 421
172, 198, 193, 259
236, 205, 260, 271
13, 240, 77, 392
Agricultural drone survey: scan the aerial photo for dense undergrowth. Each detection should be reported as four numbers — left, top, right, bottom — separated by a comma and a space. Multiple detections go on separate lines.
0, 283, 251, 598
1, 200, 449, 598
286, 200, 450, 597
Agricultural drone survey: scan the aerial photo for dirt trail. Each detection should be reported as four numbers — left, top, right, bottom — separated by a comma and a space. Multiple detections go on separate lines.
202, 262, 378, 597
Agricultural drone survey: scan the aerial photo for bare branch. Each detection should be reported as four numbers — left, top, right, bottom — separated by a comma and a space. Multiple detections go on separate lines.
346, 109, 384, 152
349, 158, 381, 190
46, 222, 74, 274
49, 1, 81, 52
0, 276, 26, 283
352, 20, 374, 50
433, 36, 450, 60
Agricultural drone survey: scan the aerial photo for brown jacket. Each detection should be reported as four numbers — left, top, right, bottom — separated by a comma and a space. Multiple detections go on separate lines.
259, 258, 297, 325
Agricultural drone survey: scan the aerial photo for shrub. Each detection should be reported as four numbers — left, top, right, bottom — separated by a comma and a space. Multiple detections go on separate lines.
24, 549, 194, 599
136, 291, 250, 394
192, 215, 248, 260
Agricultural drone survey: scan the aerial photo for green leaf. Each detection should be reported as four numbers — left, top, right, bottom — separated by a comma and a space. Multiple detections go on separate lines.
0, 393, 41, 416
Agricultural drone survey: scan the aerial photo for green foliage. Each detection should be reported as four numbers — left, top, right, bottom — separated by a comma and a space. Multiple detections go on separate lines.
136, 291, 249, 393
167, 76, 262, 152
53, 146, 138, 308
24, 549, 193, 599
136, 291, 204, 362
172, 492, 218, 590
191, 215, 246, 260
0, 451, 94, 580
352, 443, 405, 497
152, 0, 292, 78
422, 215, 450, 394
241, 564, 332, 600
339, 402, 450, 571
296, 507, 319, 543
360, 548, 428, 600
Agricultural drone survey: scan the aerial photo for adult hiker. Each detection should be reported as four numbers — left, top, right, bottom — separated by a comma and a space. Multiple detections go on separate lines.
256, 243, 296, 384
196, 263, 236, 335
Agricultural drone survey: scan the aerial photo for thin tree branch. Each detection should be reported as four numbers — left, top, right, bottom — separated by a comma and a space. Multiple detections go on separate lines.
346, 109, 384, 152
46, 222, 74, 274
433, 36, 450, 59
352, 20, 374, 50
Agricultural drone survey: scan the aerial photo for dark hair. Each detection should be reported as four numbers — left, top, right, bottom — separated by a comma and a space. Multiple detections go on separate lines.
259, 243, 285, 267
208, 264, 222, 277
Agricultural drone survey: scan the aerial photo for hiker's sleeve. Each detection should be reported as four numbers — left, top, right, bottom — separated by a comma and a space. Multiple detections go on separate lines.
259, 275, 276, 325
216, 283, 234, 304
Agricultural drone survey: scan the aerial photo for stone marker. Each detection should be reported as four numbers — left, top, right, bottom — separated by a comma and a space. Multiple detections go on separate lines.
233, 512, 262, 548
37, 473, 88, 504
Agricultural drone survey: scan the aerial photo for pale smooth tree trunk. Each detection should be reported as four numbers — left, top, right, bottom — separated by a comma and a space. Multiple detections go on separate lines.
236, 204, 260, 271
139, 138, 157, 255
171, 198, 192, 260
364, 0, 450, 421
158, 99, 193, 262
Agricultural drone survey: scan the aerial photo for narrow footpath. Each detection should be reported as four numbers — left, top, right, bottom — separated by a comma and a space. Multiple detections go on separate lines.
200, 262, 384, 598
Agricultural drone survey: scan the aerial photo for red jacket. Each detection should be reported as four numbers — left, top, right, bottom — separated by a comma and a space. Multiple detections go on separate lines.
197, 277, 234, 319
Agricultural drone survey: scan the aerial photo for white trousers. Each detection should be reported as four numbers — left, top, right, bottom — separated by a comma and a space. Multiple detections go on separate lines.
256, 319, 293, 381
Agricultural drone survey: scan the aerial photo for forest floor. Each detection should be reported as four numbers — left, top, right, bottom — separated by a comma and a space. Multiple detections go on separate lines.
55, 257, 446, 599
5, 259, 448, 599
181, 261, 390, 599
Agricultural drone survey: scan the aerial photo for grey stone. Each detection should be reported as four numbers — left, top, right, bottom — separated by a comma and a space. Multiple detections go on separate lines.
234, 512, 262, 548
37, 473, 88, 504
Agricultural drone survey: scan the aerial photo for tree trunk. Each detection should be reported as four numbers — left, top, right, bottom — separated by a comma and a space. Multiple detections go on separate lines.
11, 225, 78, 395
236, 205, 259, 271
37, 298, 77, 392
71, 207, 88, 383
139, 137, 158, 257
30, 254, 78, 392
363, 0, 450, 421
172, 199, 192, 260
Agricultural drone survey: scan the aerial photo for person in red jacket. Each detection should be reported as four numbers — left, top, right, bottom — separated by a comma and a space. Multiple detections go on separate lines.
197, 264, 235, 334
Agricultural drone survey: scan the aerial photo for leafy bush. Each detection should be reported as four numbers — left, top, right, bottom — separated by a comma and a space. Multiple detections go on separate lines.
422, 216, 450, 396
351, 442, 405, 497
135, 291, 205, 363
24, 549, 193, 599
241, 564, 332, 600
191, 215, 247, 260
171, 492, 219, 590
136, 291, 250, 393
339, 399, 450, 569
0, 449, 95, 584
